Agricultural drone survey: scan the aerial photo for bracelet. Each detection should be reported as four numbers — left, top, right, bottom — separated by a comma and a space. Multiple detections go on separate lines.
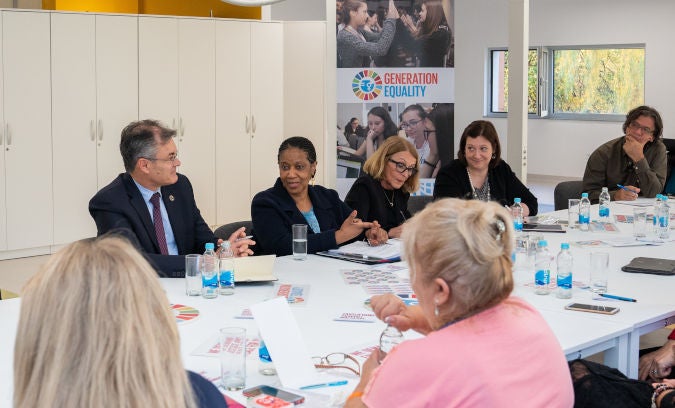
347, 391, 364, 401
651, 384, 675, 408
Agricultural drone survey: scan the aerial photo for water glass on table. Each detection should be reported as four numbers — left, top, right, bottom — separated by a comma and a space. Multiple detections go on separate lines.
220, 327, 247, 391
633, 208, 647, 238
185, 254, 202, 296
568, 199, 580, 229
589, 252, 609, 294
292, 224, 308, 260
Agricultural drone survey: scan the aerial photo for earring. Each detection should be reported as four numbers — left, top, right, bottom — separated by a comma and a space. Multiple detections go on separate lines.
491, 154, 496, 159
311, 173, 316, 186
434, 299, 440, 317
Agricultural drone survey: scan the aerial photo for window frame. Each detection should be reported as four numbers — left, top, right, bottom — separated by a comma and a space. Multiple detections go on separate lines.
486, 43, 646, 123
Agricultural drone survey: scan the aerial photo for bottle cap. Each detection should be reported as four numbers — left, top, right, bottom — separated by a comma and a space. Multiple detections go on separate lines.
561, 242, 570, 250
514, 197, 521, 203
581, 192, 589, 198
205, 242, 215, 250
538, 240, 547, 247
221, 240, 231, 249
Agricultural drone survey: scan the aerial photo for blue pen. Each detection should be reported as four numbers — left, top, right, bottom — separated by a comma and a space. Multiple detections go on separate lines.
616, 184, 638, 195
600, 293, 637, 302
299, 380, 348, 390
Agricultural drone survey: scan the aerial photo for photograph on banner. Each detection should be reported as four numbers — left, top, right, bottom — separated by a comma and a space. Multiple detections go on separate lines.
336, 102, 454, 197
336, 0, 454, 68
335, 0, 455, 198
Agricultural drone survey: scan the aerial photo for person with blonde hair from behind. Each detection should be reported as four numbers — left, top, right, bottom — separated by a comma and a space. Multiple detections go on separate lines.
13, 236, 227, 408
344, 199, 573, 407
345, 136, 419, 240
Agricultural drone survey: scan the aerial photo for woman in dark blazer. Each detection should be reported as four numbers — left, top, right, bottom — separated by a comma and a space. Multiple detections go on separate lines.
345, 137, 419, 239
434, 120, 538, 216
252, 137, 388, 256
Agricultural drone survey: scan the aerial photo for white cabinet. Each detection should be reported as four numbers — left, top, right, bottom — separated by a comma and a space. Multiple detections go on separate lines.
51, 13, 138, 245
1, 11, 52, 250
215, 21, 283, 225
139, 16, 216, 226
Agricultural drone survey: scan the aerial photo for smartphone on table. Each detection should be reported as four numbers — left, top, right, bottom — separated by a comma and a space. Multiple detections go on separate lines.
242, 385, 305, 406
564, 303, 619, 315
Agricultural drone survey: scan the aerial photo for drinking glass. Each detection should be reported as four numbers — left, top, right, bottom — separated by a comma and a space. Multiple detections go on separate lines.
220, 327, 247, 391
633, 208, 647, 238
590, 252, 609, 294
568, 199, 580, 229
292, 224, 308, 260
185, 254, 202, 296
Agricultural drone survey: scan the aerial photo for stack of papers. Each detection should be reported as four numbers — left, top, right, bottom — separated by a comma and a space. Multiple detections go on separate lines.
317, 239, 402, 264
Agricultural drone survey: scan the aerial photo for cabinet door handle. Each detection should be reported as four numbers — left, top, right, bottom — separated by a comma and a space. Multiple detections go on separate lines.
90, 120, 96, 141
0, 123, 3, 146
172, 118, 176, 130
6, 124, 11, 146
98, 119, 103, 141
180, 117, 184, 137
245, 115, 250, 133
252, 115, 256, 134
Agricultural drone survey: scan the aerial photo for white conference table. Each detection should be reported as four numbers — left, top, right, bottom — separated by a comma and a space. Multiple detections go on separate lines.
0, 202, 674, 406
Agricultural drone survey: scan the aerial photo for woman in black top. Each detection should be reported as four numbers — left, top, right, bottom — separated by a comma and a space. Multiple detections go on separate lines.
433, 120, 538, 216
401, 0, 451, 67
346, 137, 419, 239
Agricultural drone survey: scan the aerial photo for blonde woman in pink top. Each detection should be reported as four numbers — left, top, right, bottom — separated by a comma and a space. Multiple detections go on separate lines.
344, 198, 574, 408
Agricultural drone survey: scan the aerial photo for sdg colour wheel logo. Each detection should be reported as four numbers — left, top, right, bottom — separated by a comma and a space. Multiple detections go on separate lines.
352, 70, 383, 100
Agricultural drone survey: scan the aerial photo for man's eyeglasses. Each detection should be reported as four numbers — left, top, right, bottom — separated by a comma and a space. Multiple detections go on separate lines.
144, 155, 179, 165
389, 159, 418, 176
629, 121, 655, 135
400, 119, 422, 129
312, 353, 361, 376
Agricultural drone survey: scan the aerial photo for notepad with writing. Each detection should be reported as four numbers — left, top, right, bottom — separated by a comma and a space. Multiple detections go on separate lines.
316, 239, 402, 264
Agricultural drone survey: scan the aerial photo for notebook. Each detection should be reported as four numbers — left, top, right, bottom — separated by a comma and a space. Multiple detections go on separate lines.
234, 255, 278, 282
621, 257, 675, 276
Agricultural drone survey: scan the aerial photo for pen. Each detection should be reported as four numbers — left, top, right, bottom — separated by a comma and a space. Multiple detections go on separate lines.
235, 235, 254, 242
616, 184, 638, 195
299, 380, 348, 390
600, 293, 637, 302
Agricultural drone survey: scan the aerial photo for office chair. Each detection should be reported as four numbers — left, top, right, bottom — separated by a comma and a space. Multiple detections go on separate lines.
554, 180, 584, 211
407, 195, 434, 216
213, 220, 254, 241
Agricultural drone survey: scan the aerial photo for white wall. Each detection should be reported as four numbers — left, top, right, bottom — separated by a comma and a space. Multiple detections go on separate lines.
456, 0, 675, 178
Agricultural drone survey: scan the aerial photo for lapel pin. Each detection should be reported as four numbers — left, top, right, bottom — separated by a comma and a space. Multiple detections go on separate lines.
169, 195, 175, 202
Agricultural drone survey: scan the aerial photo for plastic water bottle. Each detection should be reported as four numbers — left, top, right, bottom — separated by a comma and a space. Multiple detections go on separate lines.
534, 240, 552, 295
599, 187, 611, 219
556, 243, 573, 299
579, 193, 591, 231
258, 339, 276, 375
378, 324, 404, 363
219, 241, 235, 295
653, 195, 663, 235
201, 243, 218, 299
658, 196, 670, 239
511, 197, 524, 233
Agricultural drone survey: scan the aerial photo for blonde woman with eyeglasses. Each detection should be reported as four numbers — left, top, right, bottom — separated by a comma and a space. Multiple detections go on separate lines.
13, 236, 227, 408
345, 137, 419, 240
344, 199, 574, 407
583, 105, 667, 202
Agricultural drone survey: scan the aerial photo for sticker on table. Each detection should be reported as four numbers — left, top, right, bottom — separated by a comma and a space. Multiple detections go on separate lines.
334, 311, 377, 323
273, 283, 310, 305
171, 304, 199, 325
191, 334, 260, 358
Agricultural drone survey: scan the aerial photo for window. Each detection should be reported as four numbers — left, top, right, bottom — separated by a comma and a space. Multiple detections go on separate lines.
487, 45, 645, 121
489, 49, 538, 115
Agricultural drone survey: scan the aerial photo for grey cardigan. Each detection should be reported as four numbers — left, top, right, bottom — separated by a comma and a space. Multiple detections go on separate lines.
337, 19, 396, 68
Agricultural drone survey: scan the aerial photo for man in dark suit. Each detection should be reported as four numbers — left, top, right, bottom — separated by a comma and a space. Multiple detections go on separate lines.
89, 119, 254, 277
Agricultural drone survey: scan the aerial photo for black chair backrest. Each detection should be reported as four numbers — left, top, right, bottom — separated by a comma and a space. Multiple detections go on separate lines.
213, 220, 253, 241
554, 180, 584, 211
408, 195, 434, 216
